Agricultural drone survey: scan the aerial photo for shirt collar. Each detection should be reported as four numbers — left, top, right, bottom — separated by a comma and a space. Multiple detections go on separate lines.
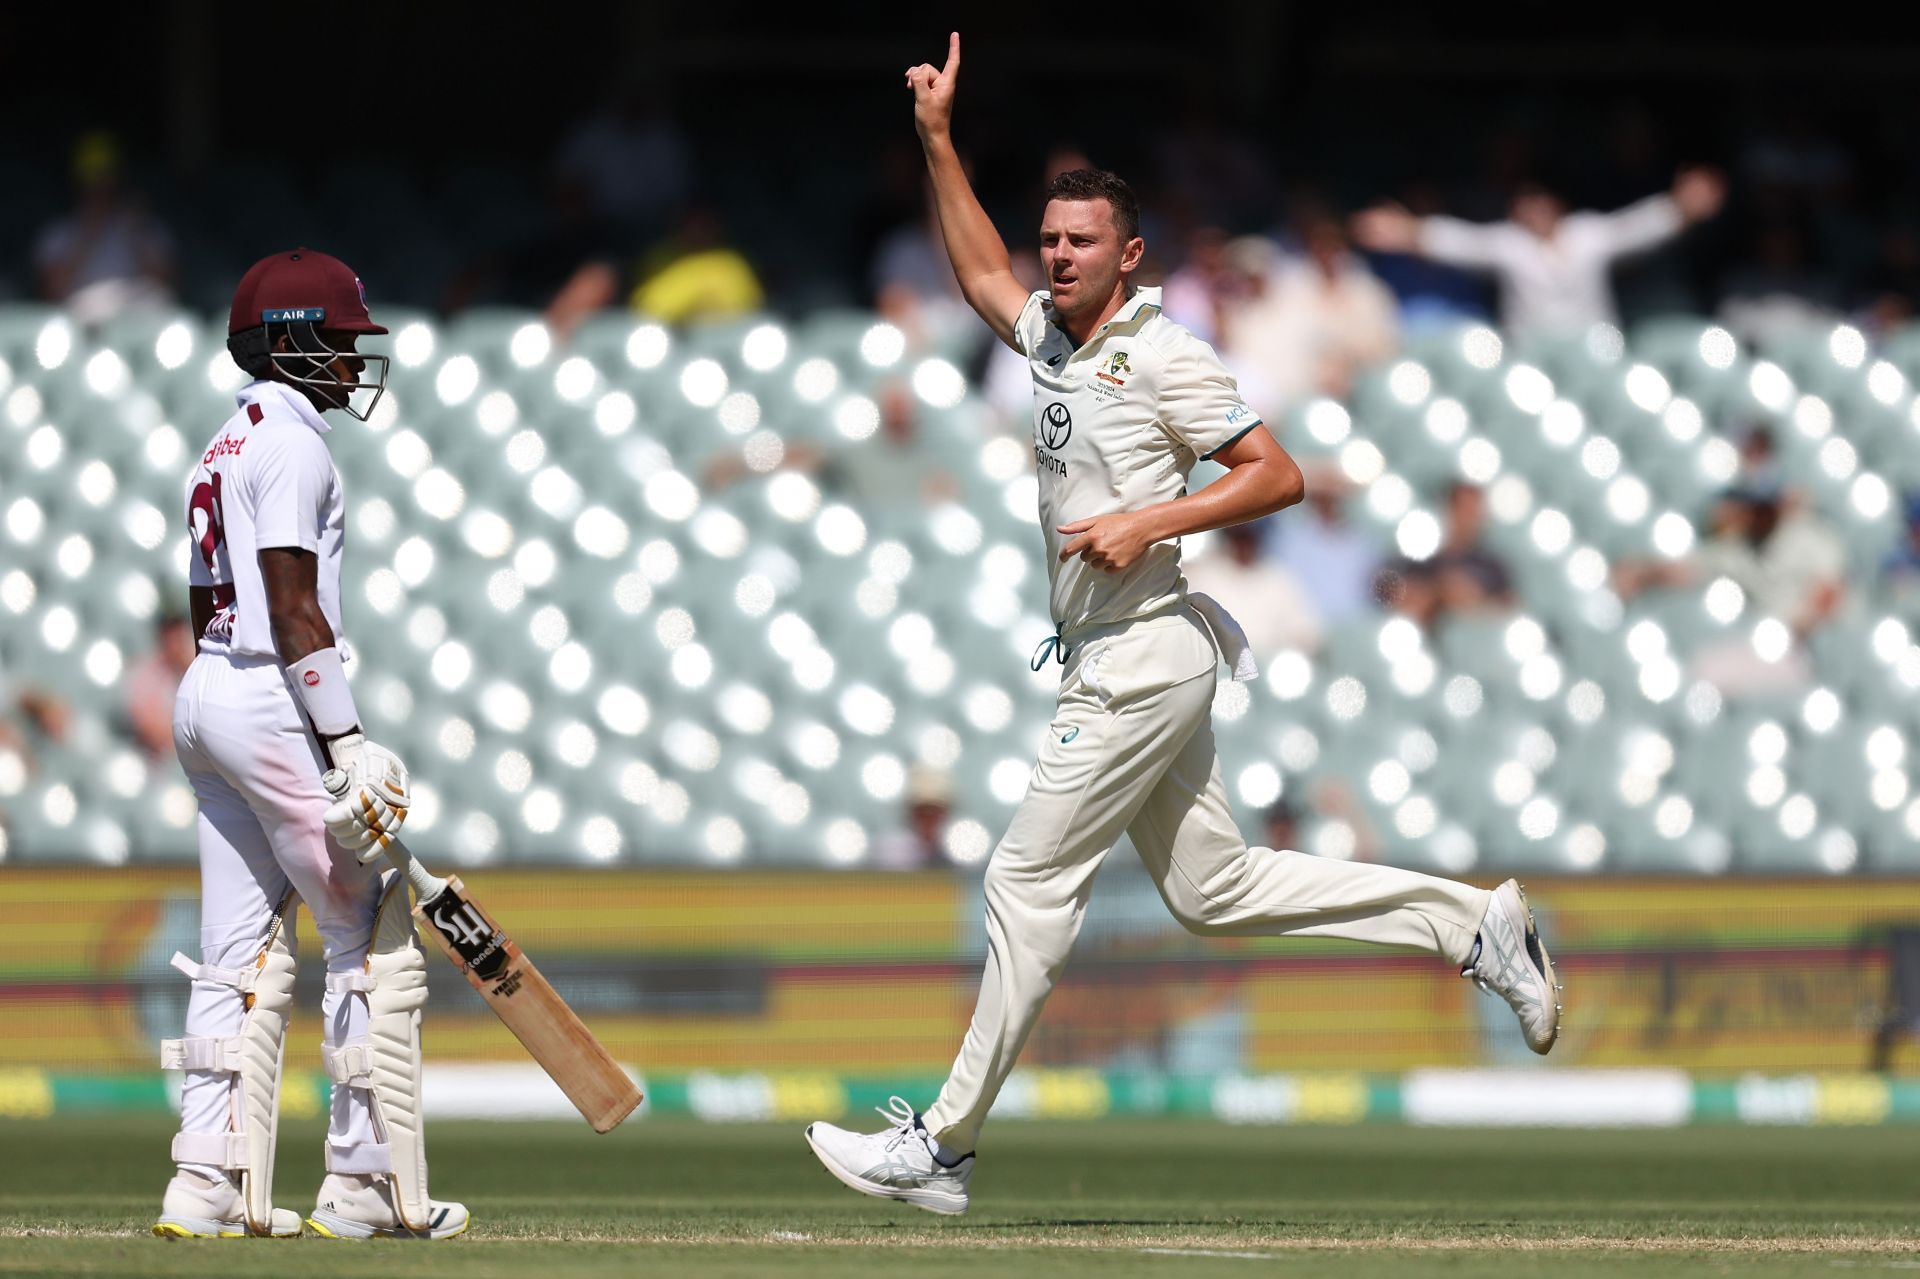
1107, 286, 1163, 327
236, 379, 332, 435
1044, 286, 1163, 345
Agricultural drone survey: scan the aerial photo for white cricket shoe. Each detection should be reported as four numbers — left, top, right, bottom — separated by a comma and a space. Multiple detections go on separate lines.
805, 1097, 973, 1215
305, 1173, 470, 1240
152, 1169, 302, 1238
1463, 878, 1563, 1054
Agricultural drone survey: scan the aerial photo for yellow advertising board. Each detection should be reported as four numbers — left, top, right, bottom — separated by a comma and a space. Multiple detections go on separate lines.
3, 869, 1914, 1075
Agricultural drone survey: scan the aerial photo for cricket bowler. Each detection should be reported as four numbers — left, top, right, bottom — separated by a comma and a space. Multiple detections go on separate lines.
154, 248, 465, 1239
805, 35, 1563, 1215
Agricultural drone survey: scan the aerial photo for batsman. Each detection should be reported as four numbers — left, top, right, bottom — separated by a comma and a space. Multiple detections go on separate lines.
154, 249, 465, 1240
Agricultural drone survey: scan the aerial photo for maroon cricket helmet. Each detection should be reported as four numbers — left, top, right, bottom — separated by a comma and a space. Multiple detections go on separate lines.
228, 248, 388, 337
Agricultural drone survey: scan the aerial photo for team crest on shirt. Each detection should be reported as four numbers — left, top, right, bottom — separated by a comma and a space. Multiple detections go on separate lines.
1092, 348, 1131, 402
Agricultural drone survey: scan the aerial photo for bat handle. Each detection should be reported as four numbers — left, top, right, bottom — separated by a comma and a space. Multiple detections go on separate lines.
322, 768, 447, 901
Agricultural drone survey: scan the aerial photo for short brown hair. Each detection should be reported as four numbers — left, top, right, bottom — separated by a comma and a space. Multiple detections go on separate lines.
1045, 168, 1140, 242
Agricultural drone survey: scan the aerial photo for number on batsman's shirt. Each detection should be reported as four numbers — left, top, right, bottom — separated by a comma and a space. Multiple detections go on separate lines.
184, 380, 349, 660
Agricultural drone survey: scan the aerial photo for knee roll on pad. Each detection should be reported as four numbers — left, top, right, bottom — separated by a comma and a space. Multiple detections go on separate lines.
325, 868, 433, 1231
160, 890, 299, 1236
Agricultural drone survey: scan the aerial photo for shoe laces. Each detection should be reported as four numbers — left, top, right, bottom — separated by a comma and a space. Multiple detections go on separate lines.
874, 1095, 921, 1153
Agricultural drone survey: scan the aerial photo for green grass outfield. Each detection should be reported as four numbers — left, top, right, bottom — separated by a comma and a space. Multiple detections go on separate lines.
2, 1116, 1916, 1277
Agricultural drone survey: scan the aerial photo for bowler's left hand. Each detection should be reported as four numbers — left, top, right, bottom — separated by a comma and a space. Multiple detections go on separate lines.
1058, 512, 1158, 573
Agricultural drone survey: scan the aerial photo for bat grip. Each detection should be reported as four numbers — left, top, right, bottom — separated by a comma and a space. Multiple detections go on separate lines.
323, 767, 447, 901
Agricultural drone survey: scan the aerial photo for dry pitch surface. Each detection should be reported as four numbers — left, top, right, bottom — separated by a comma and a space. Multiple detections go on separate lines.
1, 1115, 1915, 1276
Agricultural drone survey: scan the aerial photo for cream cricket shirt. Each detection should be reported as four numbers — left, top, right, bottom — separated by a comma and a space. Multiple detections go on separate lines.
184, 380, 348, 661
1015, 286, 1263, 634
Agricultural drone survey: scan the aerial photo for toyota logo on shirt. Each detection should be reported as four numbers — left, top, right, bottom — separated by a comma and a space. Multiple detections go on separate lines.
1038, 402, 1073, 451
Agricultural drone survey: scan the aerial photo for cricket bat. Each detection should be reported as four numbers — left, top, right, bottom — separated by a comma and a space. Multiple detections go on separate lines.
323, 773, 644, 1133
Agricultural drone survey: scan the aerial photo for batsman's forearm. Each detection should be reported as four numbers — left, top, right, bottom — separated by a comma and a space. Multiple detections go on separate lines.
1141, 457, 1304, 542
268, 604, 335, 669
920, 131, 1016, 303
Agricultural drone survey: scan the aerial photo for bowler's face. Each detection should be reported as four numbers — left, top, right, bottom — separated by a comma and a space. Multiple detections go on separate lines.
1040, 199, 1134, 320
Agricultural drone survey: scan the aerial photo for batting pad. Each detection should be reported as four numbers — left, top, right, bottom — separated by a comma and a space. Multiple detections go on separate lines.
160, 891, 299, 1235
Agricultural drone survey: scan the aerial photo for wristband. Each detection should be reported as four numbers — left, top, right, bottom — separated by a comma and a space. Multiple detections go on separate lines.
287, 647, 362, 738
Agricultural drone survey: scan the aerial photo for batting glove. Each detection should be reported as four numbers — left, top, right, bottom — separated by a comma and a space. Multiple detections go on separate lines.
321, 732, 411, 863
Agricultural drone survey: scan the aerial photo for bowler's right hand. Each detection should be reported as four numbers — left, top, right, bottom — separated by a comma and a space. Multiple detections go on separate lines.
906, 31, 961, 140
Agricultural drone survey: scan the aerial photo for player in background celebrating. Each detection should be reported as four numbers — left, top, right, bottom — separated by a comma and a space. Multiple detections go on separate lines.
806, 36, 1563, 1215
154, 249, 465, 1240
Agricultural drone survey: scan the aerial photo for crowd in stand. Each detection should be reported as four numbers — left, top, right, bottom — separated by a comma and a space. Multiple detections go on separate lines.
10, 94, 1920, 868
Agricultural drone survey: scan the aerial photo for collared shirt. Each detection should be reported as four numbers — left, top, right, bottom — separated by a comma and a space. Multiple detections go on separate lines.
1015, 286, 1263, 633
184, 380, 347, 661
1418, 195, 1684, 338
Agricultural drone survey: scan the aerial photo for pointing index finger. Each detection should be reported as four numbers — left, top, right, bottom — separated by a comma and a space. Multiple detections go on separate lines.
944, 31, 961, 76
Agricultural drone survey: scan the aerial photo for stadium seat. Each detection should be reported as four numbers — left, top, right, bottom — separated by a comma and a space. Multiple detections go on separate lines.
0, 300, 1908, 877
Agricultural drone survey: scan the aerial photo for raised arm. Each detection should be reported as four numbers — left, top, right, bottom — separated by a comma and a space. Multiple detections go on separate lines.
1352, 203, 1511, 271
1594, 167, 1725, 260
906, 33, 1029, 350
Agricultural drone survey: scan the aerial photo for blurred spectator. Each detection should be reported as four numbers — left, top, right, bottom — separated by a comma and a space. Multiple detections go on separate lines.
1619, 485, 1845, 696
555, 83, 691, 248
1692, 487, 1844, 634
1272, 467, 1381, 628
1263, 800, 1300, 852
1219, 210, 1398, 409
1361, 181, 1493, 333
1269, 785, 1381, 863
980, 255, 1049, 430
1758, 490, 1847, 634
873, 765, 953, 870
872, 180, 973, 351
1352, 169, 1725, 338
545, 207, 764, 338
1431, 482, 1513, 615
0, 649, 72, 763
1883, 496, 1920, 603
820, 381, 959, 511
452, 177, 614, 318
1383, 483, 1511, 629
1162, 226, 1235, 345
1737, 424, 1784, 494
124, 612, 196, 762
1183, 522, 1324, 657
1860, 223, 1920, 339
628, 208, 765, 324
33, 132, 174, 325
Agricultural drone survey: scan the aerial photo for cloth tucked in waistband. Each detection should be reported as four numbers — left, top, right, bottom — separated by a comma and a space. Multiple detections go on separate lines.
1185, 592, 1260, 683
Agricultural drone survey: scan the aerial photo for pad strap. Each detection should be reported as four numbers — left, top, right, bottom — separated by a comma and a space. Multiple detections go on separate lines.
325, 1138, 394, 1174
172, 1130, 247, 1168
170, 951, 255, 992
322, 1043, 375, 1086
161, 1035, 241, 1073
325, 969, 374, 993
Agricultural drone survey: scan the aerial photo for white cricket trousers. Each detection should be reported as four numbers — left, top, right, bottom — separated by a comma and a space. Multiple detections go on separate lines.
171, 652, 383, 1174
922, 605, 1491, 1152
